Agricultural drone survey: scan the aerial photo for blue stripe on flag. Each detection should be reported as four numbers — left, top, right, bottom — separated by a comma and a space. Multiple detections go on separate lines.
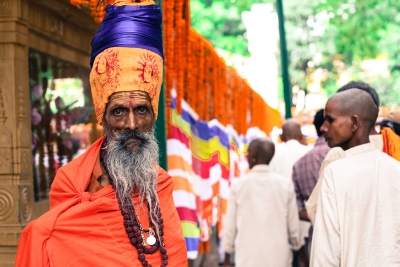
185, 237, 200, 252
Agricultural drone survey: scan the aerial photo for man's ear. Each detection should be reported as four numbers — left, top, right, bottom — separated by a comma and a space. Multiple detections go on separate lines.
351, 115, 360, 133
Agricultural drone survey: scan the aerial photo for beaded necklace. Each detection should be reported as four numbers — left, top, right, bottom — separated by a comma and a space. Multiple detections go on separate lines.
133, 204, 157, 246
100, 141, 169, 267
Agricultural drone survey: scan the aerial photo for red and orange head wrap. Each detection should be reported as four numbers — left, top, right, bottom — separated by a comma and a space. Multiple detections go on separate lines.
90, 0, 163, 126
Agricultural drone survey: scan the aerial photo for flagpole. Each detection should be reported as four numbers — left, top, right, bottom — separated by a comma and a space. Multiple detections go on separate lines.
276, 0, 292, 119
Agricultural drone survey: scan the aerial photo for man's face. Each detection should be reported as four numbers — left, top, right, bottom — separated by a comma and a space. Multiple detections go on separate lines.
104, 91, 154, 151
320, 100, 353, 149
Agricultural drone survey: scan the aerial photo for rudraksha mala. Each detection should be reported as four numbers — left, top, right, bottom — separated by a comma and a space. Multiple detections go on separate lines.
100, 141, 168, 267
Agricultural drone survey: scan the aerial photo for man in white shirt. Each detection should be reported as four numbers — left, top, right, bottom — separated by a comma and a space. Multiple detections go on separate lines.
306, 81, 382, 225
222, 138, 303, 267
311, 89, 400, 267
269, 119, 311, 180
269, 119, 311, 266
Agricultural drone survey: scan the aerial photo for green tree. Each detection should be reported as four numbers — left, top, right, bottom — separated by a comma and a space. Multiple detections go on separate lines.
191, 0, 400, 105
191, 0, 249, 56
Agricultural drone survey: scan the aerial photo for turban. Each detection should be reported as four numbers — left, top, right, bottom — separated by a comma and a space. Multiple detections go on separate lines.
90, 0, 164, 125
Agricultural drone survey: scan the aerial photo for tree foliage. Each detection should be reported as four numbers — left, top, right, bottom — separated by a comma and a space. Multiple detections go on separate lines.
190, 0, 400, 106
191, 0, 249, 55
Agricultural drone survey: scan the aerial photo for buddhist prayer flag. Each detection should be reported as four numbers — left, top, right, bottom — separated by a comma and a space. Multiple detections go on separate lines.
167, 91, 268, 259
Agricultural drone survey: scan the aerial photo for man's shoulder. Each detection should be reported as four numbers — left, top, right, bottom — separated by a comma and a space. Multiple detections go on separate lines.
323, 147, 346, 164
269, 171, 293, 185
314, 142, 331, 154
234, 171, 291, 190
264, 171, 293, 187
287, 140, 311, 153
323, 152, 355, 172
156, 166, 174, 193
323, 147, 400, 175
294, 144, 329, 167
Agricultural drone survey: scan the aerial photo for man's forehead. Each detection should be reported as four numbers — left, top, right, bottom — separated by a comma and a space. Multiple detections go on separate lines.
108, 91, 150, 104
325, 99, 345, 117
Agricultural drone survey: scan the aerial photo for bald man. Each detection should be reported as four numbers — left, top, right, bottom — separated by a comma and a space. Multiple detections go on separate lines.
310, 89, 400, 267
269, 119, 311, 265
306, 81, 383, 225
269, 119, 311, 180
222, 138, 303, 267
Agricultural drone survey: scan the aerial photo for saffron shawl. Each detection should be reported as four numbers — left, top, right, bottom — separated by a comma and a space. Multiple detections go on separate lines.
15, 137, 187, 267
382, 127, 400, 161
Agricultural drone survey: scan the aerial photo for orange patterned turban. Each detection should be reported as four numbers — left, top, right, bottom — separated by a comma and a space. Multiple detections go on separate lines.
90, 0, 163, 126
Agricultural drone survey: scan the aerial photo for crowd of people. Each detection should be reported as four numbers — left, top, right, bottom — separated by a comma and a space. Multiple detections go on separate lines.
222, 82, 400, 267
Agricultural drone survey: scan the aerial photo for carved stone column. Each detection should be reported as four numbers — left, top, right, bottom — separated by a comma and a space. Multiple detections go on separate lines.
0, 0, 33, 265
0, 0, 96, 264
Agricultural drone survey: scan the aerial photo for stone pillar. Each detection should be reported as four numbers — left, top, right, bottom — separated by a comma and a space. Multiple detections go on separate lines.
0, 0, 33, 266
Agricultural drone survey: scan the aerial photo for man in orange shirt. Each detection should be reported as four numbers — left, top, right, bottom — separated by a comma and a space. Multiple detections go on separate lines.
15, 1, 187, 266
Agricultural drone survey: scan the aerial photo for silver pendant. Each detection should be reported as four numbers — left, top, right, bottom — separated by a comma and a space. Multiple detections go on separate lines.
147, 234, 156, 246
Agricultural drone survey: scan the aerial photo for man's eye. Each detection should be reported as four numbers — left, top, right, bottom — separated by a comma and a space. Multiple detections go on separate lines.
137, 106, 148, 114
113, 109, 123, 115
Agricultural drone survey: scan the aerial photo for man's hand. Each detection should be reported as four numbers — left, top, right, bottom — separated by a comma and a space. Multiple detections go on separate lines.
223, 252, 232, 267
299, 209, 310, 222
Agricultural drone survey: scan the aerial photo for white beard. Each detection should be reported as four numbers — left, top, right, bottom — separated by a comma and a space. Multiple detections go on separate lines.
103, 127, 161, 241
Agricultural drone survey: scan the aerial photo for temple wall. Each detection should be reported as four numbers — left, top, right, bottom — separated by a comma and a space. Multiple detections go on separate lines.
0, 1, 96, 265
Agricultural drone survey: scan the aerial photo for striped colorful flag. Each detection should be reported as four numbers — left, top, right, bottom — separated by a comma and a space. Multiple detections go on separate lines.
168, 91, 271, 259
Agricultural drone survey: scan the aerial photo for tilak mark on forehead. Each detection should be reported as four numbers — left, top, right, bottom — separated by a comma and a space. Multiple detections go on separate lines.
109, 91, 149, 108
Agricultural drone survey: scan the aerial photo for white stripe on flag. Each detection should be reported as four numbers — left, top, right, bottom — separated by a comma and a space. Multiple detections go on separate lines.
219, 178, 230, 199
173, 190, 196, 210
200, 179, 213, 201
209, 164, 222, 185
167, 139, 192, 164
187, 251, 198, 260
168, 169, 193, 184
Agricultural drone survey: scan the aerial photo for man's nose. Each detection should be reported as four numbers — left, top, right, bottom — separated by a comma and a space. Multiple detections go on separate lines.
320, 121, 328, 133
125, 112, 136, 130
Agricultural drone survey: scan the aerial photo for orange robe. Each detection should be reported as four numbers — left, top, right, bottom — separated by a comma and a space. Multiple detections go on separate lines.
15, 137, 187, 267
382, 127, 400, 161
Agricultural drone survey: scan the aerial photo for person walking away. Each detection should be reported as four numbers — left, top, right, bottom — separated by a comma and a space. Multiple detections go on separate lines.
269, 120, 311, 266
222, 138, 303, 267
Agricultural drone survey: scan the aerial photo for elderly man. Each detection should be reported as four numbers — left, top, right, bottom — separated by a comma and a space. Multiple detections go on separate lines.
15, 1, 187, 266
222, 138, 303, 267
310, 89, 400, 266
306, 81, 382, 225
